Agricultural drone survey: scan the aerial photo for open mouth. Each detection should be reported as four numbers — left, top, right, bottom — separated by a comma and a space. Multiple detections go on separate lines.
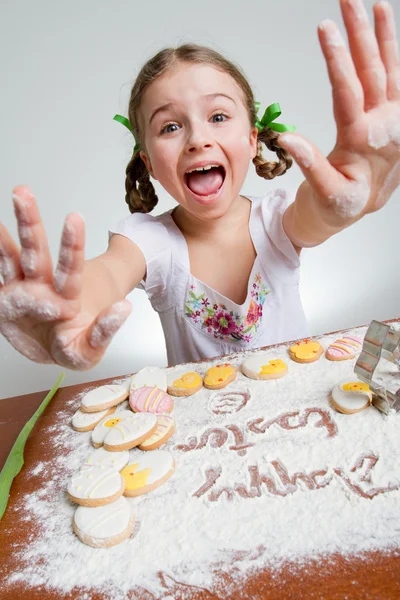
184, 164, 226, 198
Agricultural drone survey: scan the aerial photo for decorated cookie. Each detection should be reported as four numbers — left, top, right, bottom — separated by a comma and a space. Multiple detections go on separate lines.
72, 496, 135, 548
129, 386, 174, 414
203, 364, 237, 390
67, 465, 125, 507
167, 371, 203, 397
91, 410, 134, 448
103, 413, 158, 452
289, 340, 324, 363
121, 450, 175, 497
326, 336, 362, 361
138, 415, 176, 451
241, 354, 288, 380
130, 366, 167, 392
80, 383, 130, 413
330, 380, 372, 414
71, 406, 117, 432
82, 447, 130, 472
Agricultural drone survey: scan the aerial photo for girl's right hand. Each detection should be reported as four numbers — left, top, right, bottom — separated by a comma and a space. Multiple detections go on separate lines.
0, 186, 132, 370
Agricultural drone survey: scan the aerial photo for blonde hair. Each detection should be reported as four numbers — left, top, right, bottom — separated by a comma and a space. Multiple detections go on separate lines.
124, 44, 293, 213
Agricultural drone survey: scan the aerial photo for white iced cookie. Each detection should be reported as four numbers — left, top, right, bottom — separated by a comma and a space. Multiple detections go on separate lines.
330, 380, 372, 415
241, 354, 288, 380
121, 450, 175, 497
67, 465, 125, 507
103, 413, 158, 452
91, 410, 134, 448
71, 406, 116, 432
80, 383, 130, 413
82, 447, 130, 472
73, 496, 135, 548
130, 366, 167, 392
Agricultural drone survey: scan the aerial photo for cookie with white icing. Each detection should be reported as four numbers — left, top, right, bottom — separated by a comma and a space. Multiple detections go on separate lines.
138, 415, 176, 450
71, 406, 116, 432
167, 370, 203, 397
82, 447, 130, 472
289, 340, 324, 363
204, 364, 237, 390
72, 496, 135, 548
241, 354, 288, 380
103, 413, 158, 452
130, 366, 167, 392
67, 465, 125, 507
330, 380, 372, 414
121, 450, 175, 497
91, 410, 134, 448
80, 383, 130, 413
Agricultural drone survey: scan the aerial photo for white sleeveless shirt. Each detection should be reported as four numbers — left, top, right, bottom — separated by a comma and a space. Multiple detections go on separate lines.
109, 189, 309, 366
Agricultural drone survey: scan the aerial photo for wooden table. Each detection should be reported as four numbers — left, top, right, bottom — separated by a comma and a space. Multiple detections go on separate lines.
1, 337, 400, 599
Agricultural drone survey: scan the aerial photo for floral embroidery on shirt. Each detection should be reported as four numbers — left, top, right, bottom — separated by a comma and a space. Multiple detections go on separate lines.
185, 272, 271, 343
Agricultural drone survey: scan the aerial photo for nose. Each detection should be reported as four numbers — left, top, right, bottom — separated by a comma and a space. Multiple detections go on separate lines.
186, 122, 213, 153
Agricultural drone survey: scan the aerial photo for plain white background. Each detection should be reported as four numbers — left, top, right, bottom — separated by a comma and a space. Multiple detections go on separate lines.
1, 0, 399, 399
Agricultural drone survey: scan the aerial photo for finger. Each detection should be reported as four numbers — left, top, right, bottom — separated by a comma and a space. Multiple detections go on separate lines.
54, 213, 85, 300
0, 222, 23, 285
318, 20, 364, 128
340, 0, 387, 110
87, 300, 132, 350
12, 185, 54, 281
278, 133, 370, 218
373, 1, 400, 100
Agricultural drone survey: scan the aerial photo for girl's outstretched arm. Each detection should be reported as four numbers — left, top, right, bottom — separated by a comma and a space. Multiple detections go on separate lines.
0, 185, 146, 370
280, 0, 400, 247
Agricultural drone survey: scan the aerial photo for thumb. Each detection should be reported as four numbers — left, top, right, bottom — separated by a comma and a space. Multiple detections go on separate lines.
87, 299, 132, 350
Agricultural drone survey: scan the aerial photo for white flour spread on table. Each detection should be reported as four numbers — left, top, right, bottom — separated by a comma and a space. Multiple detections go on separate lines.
4, 325, 400, 599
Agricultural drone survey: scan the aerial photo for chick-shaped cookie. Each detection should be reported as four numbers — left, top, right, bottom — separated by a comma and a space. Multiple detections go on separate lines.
242, 353, 288, 380
167, 370, 203, 397
289, 339, 324, 363
204, 363, 237, 390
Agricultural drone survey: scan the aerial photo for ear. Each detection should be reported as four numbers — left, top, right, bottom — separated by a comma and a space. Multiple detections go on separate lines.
249, 126, 258, 160
139, 151, 158, 180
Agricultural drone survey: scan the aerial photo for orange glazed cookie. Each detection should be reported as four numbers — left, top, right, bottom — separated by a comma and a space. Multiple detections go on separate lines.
242, 354, 288, 380
203, 364, 237, 390
138, 415, 176, 451
289, 340, 324, 363
167, 371, 203, 397
121, 450, 175, 497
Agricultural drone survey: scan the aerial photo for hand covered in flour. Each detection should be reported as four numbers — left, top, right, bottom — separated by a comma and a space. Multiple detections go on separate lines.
280, 0, 400, 247
0, 186, 132, 369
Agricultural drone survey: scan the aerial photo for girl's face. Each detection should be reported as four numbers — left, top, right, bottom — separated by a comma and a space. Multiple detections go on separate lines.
139, 63, 258, 220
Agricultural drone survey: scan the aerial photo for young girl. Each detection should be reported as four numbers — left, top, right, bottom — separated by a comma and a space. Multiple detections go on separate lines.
0, 0, 399, 370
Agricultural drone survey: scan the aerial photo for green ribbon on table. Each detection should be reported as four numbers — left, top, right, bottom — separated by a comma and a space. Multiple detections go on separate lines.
0, 372, 65, 520
255, 101, 296, 133
113, 114, 140, 153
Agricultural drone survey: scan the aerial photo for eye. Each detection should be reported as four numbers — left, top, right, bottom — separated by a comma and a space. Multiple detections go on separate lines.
161, 122, 180, 135
211, 112, 228, 123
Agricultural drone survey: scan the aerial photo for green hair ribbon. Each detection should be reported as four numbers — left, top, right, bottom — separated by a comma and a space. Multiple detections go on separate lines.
255, 102, 296, 133
113, 114, 140, 153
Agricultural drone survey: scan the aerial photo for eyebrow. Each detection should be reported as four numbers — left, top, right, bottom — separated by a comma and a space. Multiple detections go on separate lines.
148, 93, 237, 125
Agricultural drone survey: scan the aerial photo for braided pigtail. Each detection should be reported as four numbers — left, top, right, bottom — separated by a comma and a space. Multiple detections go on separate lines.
124, 150, 159, 214
252, 128, 293, 180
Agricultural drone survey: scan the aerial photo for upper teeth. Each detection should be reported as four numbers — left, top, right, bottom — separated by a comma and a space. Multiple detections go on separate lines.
186, 164, 220, 174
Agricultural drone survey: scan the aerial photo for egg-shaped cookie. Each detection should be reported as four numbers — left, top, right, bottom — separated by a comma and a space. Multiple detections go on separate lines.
138, 415, 176, 450
67, 465, 125, 507
326, 336, 361, 361
103, 413, 158, 452
129, 386, 174, 414
91, 410, 134, 448
73, 496, 135, 548
80, 383, 130, 413
71, 405, 116, 432
121, 450, 175, 497
330, 380, 372, 414
130, 366, 167, 392
82, 447, 130, 472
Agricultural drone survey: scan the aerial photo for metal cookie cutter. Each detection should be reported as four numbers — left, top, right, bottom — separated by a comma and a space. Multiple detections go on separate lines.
354, 320, 400, 415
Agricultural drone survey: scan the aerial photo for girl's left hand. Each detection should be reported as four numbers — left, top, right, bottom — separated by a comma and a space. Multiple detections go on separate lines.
279, 0, 400, 230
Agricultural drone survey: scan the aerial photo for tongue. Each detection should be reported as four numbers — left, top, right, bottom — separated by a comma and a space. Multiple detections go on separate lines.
186, 168, 223, 196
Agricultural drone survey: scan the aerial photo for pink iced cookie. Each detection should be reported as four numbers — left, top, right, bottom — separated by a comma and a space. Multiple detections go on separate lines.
129, 386, 174, 414
326, 336, 361, 361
